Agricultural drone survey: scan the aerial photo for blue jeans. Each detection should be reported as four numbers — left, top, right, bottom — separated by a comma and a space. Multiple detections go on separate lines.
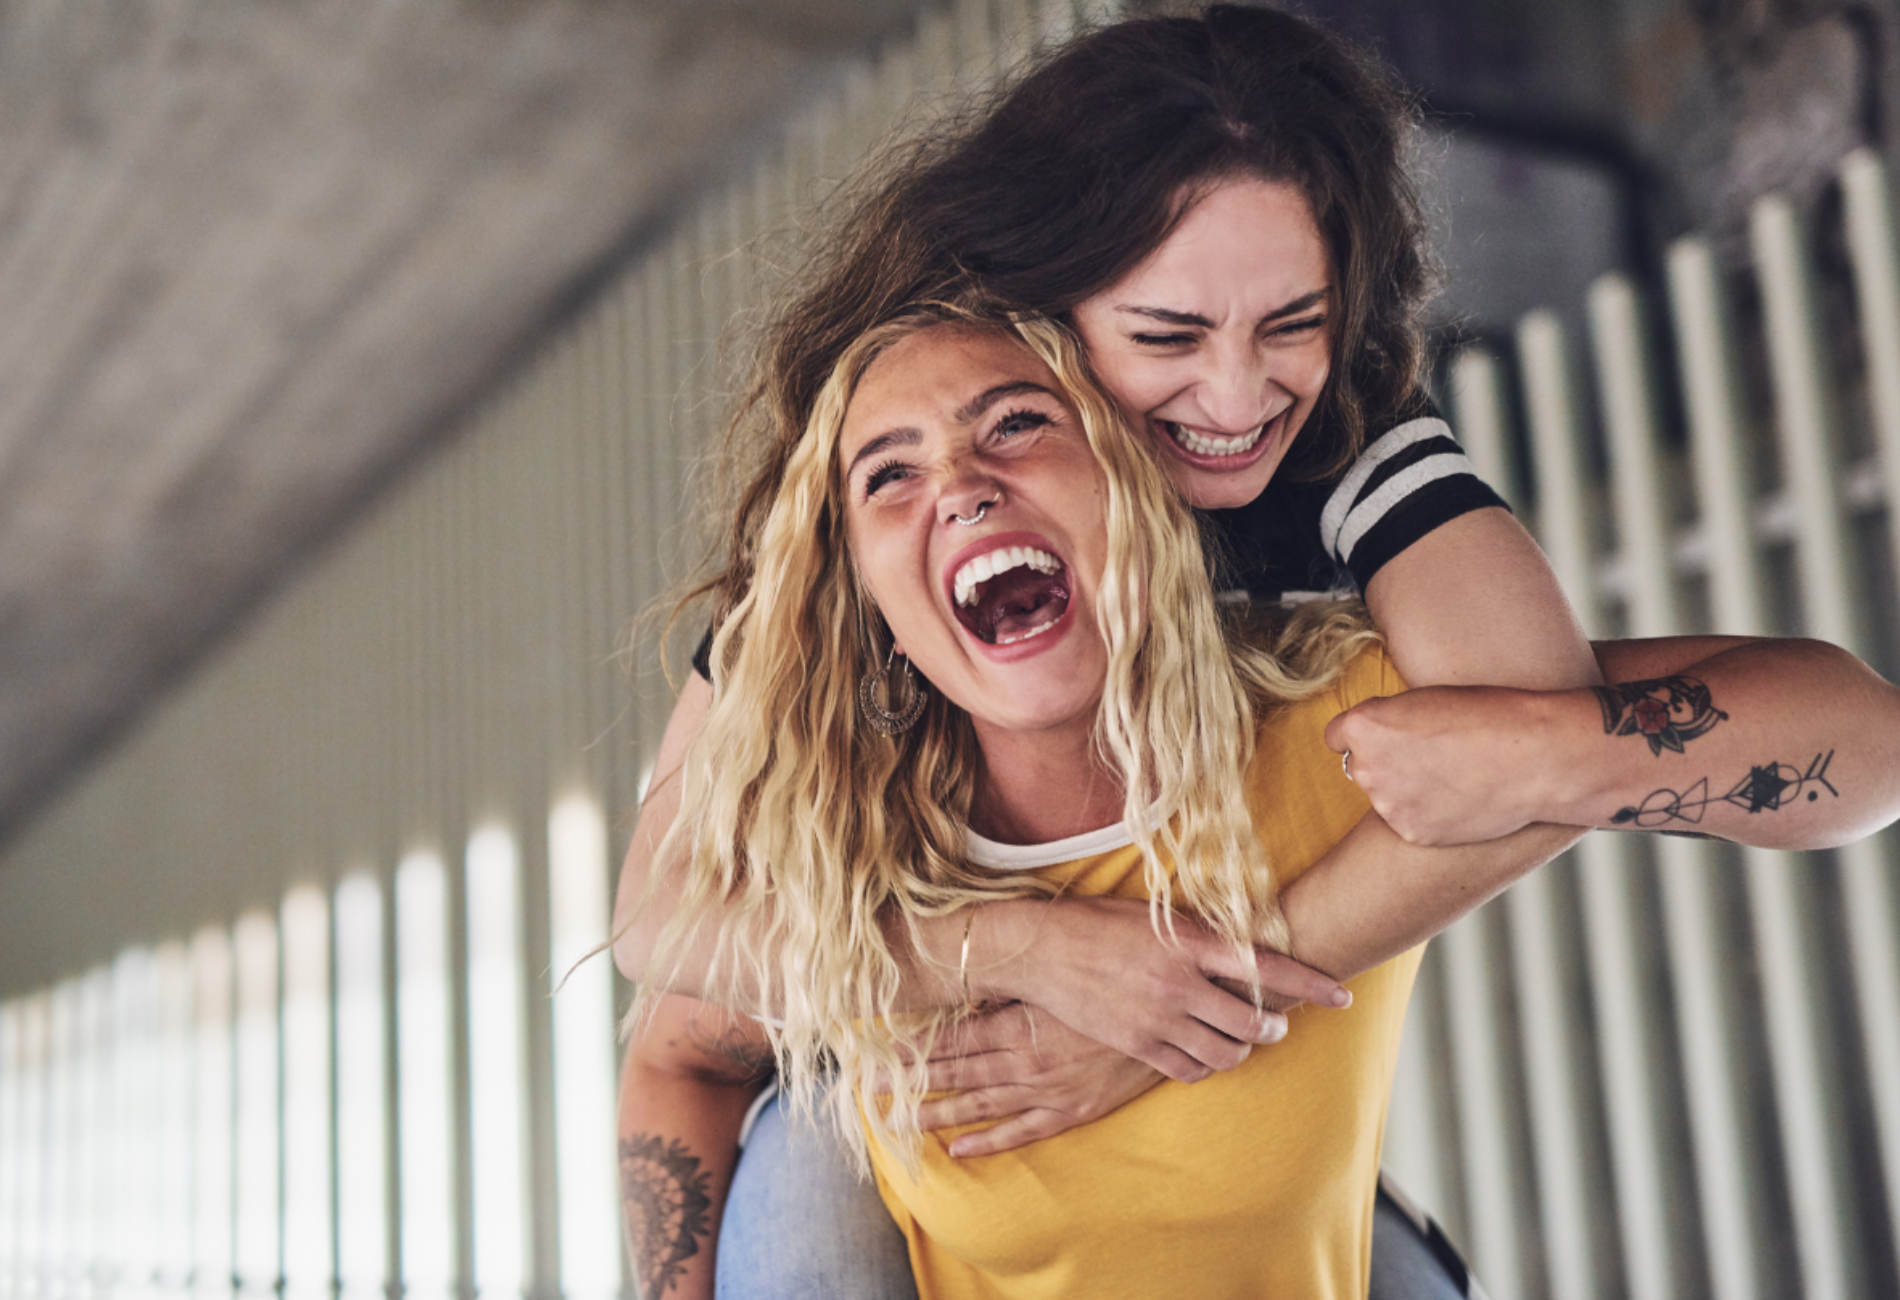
716, 1091, 918, 1299
717, 1092, 1478, 1299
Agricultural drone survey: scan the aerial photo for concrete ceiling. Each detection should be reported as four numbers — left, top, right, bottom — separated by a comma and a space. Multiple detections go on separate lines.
0, 0, 929, 841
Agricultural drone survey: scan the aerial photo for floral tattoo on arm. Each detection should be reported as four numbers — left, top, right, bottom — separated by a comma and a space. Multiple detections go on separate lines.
622, 1133, 715, 1297
1594, 675, 1729, 756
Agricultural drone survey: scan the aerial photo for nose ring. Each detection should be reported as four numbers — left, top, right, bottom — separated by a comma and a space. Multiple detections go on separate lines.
950, 503, 989, 527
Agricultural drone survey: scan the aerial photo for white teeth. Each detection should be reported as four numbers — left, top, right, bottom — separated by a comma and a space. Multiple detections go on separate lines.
953, 545, 1061, 607
996, 616, 1060, 646
1165, 420, 1266, 458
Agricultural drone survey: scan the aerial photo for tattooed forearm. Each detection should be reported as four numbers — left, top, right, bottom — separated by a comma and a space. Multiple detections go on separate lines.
1612, 750, 1839, 829
1594, 676, 1729, 756
621, 1133, 715, 1297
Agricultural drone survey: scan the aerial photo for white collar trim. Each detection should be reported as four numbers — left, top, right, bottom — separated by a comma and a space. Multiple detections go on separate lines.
966, 819, 1137, 871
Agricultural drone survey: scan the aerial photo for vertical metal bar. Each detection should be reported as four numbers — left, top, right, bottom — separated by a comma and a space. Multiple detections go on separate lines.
18, 998, 48, 1300
334, 872, 387, 1300
25, 993, 49, 1300
1590, 276, 1675, 636
1439, 909, 1526, 1300
1502, 872, 1596, 1300
1749, 192, 1871, 1300
1668, 238, 1766, 628
396, 850, 456, 1300
1754, 197, 1867, 650
61, 975, 87, 1300
44, 983, 70, 1300
0, 1002, 17, 1300
1382, 986, 1454, 1227
625, 266, 659, 780
100, 965, 127, 1300
73, 971, 109, 1300
112, 953, 156, 1300
1523, 305, 1674, 1300
598, 280, 637, 813
1447, 348, 1521, 513
586, 284, 625, 820
1517, 312, 1594, 604
639, 259, 673, 774
191, 929, 234, 1300
154, 944, 194, 1300
549, 319, 587, 785
1449, 337, 1597, 1300
280, 886, 332, 1300
1838, 147, 1900, 592
465, 826, 528, 1300
560, 329, 588, 619
231, 913, 280, 1300
547, 795, 618, 1300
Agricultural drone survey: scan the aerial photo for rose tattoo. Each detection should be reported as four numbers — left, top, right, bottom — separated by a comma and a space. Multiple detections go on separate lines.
1594, 675, 1728, 756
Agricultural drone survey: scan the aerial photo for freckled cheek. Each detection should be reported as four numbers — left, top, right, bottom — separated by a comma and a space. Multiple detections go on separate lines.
846, 519, 914, 620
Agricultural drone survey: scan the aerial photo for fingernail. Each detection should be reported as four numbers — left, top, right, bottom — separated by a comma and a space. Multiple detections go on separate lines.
1330, 988, 1353, 1009
948, 1139, 970, 1158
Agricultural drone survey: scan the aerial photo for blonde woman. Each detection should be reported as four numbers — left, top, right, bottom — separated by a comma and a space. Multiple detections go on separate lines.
613, 305, 1900, 1298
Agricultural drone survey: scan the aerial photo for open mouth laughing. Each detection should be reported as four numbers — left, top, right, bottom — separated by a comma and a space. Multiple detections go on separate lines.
947, 536, 1072, 647
1154, 410, 1290, 468
1161, 419, 1264, 458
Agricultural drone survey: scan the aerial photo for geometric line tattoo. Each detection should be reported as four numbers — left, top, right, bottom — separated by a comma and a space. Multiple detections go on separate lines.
1594, 675, 1729, 757
1612, 750, 1839, 828
621, 1133, 715, 1297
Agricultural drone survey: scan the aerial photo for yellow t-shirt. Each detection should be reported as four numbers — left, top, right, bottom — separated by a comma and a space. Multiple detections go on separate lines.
866, 646, 1418, 1300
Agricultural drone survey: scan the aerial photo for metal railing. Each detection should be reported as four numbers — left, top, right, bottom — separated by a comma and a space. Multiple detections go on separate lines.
1383, 159, 1900, 1300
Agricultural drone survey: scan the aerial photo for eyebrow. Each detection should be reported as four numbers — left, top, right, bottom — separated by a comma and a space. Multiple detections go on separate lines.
844, 426, 921, 478
844, 380, 1056, 478
1115, 286, 1332, 330
954, 379, 1053, 424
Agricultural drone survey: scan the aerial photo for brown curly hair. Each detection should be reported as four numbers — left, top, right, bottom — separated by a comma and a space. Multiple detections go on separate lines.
690, 5, 1430, 661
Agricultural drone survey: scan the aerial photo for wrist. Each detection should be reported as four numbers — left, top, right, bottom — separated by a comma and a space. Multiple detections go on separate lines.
962, 898, 1035, 1005
1540, 685, 1629, 824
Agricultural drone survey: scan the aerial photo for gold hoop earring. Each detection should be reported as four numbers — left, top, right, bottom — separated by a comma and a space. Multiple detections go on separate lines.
858, 643, 927, 735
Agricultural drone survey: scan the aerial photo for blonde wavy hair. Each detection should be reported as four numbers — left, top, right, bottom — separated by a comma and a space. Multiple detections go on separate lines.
634, 305, 1376, 1159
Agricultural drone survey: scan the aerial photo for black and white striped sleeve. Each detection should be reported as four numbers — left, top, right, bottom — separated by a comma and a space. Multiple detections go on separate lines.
1316, 417, 1509, 590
